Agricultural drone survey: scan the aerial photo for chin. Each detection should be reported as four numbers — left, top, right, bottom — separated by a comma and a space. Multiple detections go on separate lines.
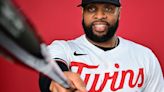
93, 31, 108, 37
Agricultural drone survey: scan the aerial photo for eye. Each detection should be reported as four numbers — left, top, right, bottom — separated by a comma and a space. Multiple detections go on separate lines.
88, 7, 96, 13
84, 5, 97, 13
104, 7, 112, 12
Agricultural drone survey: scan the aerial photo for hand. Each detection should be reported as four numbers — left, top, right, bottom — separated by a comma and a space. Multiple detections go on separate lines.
49, 71, 87, 92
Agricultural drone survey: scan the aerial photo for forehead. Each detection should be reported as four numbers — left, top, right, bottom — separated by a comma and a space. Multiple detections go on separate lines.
84, 3, 117, 8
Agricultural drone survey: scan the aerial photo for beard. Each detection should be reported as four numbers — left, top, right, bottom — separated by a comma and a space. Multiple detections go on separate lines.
82, 19, 119, 43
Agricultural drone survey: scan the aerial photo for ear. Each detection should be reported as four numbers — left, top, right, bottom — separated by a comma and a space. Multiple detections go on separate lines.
82, 8, 84, 15
117, 7, 121, 20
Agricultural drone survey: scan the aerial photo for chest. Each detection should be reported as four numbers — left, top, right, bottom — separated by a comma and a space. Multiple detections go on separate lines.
69, 51, 146, 92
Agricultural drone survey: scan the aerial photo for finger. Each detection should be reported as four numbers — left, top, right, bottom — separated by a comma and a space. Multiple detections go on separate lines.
50, 80, 76, 92
49, 81, 57, 92
64, 72, 87, 92
54, 82, 70, 92
71, 76, 86, 92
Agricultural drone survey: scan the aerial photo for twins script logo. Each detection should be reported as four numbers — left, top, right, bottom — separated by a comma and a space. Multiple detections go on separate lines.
70, 61, 144, 92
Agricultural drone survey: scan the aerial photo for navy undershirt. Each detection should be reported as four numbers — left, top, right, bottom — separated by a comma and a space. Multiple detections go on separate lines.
95, 38, 120, 51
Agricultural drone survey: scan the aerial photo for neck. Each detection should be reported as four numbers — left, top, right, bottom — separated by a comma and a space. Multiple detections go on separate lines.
87, 35, 118, 48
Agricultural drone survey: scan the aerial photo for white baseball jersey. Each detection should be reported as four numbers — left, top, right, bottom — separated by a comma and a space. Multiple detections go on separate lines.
48, 35, 164, 92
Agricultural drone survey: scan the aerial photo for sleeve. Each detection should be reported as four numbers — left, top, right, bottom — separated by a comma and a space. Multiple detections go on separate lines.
39, 61, 69, 92
48, 40, 70, 64
143, 50, 164, 92
39, 40, 70, 92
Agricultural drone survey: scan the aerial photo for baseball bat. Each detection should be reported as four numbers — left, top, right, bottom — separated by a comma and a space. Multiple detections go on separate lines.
0, 0, 71, 89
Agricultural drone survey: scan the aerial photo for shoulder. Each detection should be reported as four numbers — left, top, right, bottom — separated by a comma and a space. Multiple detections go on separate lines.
119, 37, 157, 62
48, 40, 68, 47
119, 37, 153, 54
47, 40, 68, 52
48, 35, 85, 50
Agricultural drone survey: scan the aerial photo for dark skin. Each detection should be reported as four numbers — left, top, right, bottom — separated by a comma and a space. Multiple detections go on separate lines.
49, 72, 86, 92
83, 3, 120, 48
49, 3, 120, 92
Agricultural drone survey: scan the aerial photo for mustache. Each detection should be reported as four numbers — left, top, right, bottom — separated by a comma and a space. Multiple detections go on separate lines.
91, 20, 110, 26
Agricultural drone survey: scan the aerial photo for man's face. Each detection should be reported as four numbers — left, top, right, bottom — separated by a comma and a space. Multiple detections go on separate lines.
82, 3, 120, 42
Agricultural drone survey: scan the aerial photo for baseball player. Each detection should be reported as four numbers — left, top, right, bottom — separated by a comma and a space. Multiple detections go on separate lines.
39, 0, 164, 92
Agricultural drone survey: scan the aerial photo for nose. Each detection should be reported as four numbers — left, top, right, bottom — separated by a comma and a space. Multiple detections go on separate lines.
94, 11, 107, 20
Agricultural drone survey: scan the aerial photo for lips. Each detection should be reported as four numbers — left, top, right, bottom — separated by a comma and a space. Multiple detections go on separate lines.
92, 22, 108, 32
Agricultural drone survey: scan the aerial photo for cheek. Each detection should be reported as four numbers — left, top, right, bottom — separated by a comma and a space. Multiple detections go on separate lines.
83, 14, 92, 27
107, 15, 119, 25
